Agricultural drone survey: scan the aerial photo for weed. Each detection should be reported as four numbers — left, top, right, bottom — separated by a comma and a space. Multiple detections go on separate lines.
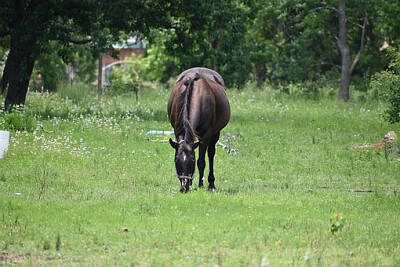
43, 240, 50, 250
56, 233, 61, 251
318, 212, 353, 263
0, 173, 6, 182
330, 212, 353, 255
35, 166, 55, 200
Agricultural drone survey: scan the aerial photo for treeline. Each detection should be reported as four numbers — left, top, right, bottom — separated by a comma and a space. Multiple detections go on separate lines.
0, 0, 399, 108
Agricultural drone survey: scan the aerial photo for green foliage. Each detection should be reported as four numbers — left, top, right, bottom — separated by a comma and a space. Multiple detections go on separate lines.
330, 212, 345, 235
247, 0, 312, 83
30, 42, 98, 92
68, 45, 97, 84
242, 0, 400, 89
138, 29, 178, 84
161, 1, 252, 87
276, 82, 337, 100
105, 60, 141, 98
32, 45, 68, 92
3, 108, 36, 132
370, 48, 400, 123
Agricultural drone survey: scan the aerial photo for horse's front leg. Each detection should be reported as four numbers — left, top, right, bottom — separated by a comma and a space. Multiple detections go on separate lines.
197, 143, 207, 188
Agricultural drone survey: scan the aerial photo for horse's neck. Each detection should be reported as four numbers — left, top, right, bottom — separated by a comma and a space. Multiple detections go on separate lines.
181, 91, 199, 143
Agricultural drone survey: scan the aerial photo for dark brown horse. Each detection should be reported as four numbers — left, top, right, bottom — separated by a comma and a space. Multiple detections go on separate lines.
168, 67, 230, 192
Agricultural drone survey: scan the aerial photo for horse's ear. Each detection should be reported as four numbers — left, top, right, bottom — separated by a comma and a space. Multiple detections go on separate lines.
191, 141, 200, 150
169, 138, 179, 149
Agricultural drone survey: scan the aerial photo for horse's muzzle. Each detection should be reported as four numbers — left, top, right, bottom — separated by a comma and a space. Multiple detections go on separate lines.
178, 175, 193, 193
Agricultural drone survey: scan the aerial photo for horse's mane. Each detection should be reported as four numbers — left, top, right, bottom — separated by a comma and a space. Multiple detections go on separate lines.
177, 73, 200, 143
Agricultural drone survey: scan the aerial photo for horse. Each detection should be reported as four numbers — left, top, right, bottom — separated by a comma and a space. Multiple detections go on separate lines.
167, 67, 230, 192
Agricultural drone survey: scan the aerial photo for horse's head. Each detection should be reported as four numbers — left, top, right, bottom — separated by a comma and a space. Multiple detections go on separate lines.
169, 138, 200, 192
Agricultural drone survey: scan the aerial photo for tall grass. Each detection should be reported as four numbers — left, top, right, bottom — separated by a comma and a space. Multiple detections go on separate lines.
0, 85, 399, 265
56, 82, 95, 103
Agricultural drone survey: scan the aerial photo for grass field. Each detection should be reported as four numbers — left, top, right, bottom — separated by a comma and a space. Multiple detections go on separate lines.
1, 86, 399, 266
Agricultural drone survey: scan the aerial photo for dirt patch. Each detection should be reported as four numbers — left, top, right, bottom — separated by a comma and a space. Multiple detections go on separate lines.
0, 253, 31, 264
0, 253, 66, 264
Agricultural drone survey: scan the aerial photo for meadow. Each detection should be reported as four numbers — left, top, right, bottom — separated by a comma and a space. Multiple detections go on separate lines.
0, 85, 399, 266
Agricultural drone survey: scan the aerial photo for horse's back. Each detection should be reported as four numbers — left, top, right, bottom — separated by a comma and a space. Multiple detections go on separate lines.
168, 67, 230, 139
176, 67, 225, 87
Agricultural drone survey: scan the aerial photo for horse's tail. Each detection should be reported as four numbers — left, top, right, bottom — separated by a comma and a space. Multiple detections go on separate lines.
180, 73, 200, 142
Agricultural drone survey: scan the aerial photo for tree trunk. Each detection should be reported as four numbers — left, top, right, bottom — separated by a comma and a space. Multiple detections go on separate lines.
4, 28, 37, 109
337, 0, 350, 101
255, 62, 266, 87
0, 50, 12, 94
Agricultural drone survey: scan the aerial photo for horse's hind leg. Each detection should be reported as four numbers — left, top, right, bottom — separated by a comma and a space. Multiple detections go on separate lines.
207, 133, 220, 191
197, 143, 207, 188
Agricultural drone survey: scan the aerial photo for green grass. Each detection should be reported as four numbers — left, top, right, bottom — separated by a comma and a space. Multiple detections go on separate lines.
1, 86, 399, 266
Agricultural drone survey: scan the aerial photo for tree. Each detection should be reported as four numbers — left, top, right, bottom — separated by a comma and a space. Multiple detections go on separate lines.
31, 42, 98, 91
246, 0, 399, 98
246, 0, 313, 85
336, 0, 366, 100
0, 0, 174, 109
162, 0, 252, 87
307, 0, 393, 100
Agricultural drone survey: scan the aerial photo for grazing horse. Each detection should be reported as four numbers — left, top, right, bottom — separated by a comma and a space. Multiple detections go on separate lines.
168, 67, 230, 192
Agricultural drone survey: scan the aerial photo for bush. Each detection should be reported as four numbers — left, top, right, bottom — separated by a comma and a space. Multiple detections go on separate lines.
31, 50, 68, 92
105, 62, 141, 100
2, 107, 36, 132
370, 48, 400, 123
275, 81, 336, 100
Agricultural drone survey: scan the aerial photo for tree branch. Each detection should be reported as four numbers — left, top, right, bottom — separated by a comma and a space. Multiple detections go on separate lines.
311, 62, 342, 70
0, 28, 10, 37
68, 37, 93, 45
309, 6, 339, 14
350, 15, 367, 74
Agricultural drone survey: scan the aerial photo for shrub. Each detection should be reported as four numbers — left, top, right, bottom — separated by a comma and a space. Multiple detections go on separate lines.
370, 48, 400, 123
276, 81, 335, 100
105, 63, 141, 100
3, 107, 36, 132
